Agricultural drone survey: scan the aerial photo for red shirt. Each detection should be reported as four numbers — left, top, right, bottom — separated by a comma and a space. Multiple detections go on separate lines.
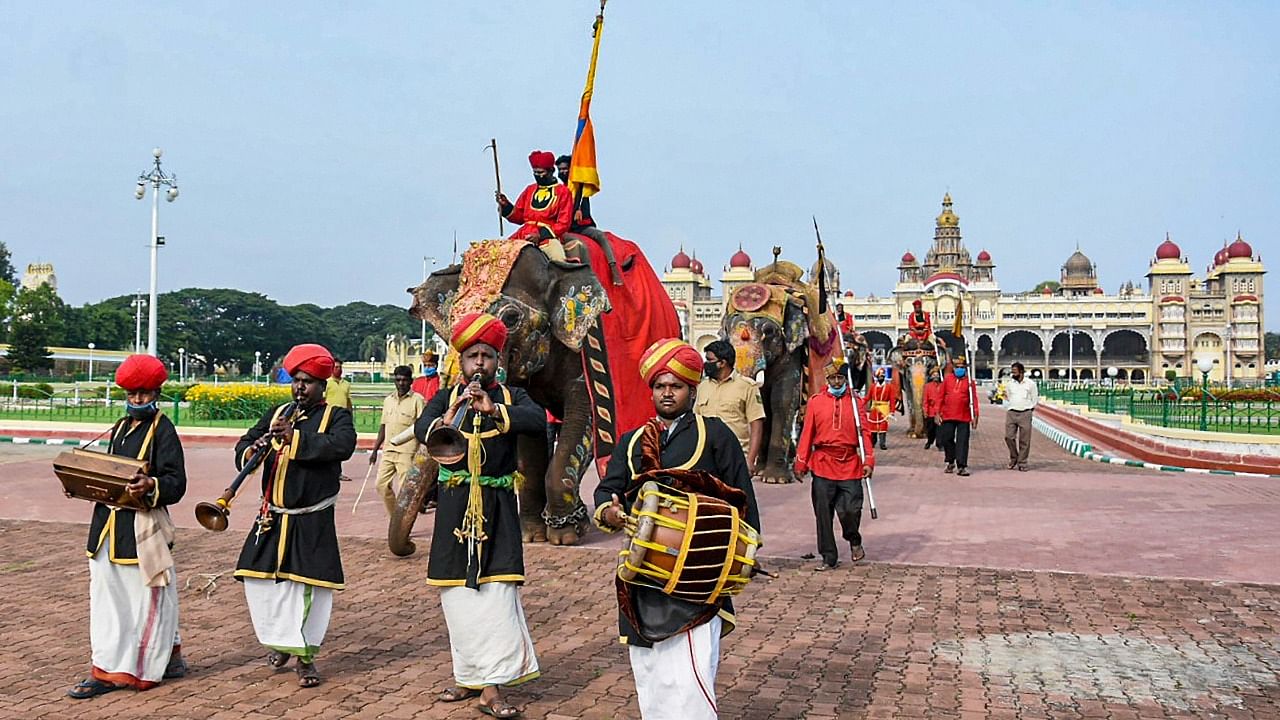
865, 380, 898, 433
794, 389, 875, 480
412, 374, 441, 402
938, 374, 979, 423
922, 380, 943, 417
506, 181, 573, 240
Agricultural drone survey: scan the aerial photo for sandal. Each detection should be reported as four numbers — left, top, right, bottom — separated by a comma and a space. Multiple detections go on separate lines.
850, 545, 866, 563
67, 678, 123, 699
296, 661, 321, 688
478, 697, 523, 718
437, 686, 481, 703
267, 650, 291, 669
163, 656, 188, 679
812, 562, 838, 572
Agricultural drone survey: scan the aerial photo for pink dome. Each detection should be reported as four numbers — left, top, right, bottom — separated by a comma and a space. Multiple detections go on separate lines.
690, 258, 704, 275
1227, 234, 1253, 259
1214, 247, 1228, 266
843, 290, 855, 298
900, 251, 916, 263
729, 248, 752, 268
977, 249, 991, 262
1155, 236, 1181, 260
1093, 287, 1105, 295
671, 249, 691, 269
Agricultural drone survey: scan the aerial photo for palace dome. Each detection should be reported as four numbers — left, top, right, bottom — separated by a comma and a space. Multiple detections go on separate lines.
671, 248, 691, 269
690, 257, 704, 275
1154, 235, 1181, 261
1214, 246, 1229, 266
977, 249, 992, 262
936, 192, 959, 228
729, 247, 752, 268
1226, 233, 1253, 259
900, 251, 917, 264
1063, 250, 1094, 277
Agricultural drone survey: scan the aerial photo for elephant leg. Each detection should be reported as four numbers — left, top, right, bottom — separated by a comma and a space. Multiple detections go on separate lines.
387, 446, 438, 557
518, 433, 550, 544
542, 379, 593, 545
759, 360, 801, 484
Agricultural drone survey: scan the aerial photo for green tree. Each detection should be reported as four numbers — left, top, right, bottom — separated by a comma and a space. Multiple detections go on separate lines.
11, 284, 66, 345
7, 322, 53, 373
1031, 280, 1061, 294
0, 241, 16, 285
1266, 331, 1279, 362
0, 279, 15, 343
63, 304, 133, 350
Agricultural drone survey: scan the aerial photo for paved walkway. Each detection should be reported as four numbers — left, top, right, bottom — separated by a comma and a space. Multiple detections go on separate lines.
1, 405, 1279, 719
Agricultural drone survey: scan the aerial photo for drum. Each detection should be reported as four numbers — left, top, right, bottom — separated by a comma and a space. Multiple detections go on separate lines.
618, 481, 760, 604
52, 448, 148, 511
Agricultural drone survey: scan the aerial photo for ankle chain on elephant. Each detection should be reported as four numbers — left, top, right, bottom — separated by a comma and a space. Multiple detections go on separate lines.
542, 503, 589, 529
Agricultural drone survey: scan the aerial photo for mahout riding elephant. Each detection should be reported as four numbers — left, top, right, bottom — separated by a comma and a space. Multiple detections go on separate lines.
722, 260, 837, 484
889, 334, 950, 438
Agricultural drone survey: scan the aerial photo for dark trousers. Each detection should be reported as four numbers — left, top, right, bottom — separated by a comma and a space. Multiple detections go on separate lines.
811, 475, 863, 566
939, 420, 971, 468
923, 418, 938, 447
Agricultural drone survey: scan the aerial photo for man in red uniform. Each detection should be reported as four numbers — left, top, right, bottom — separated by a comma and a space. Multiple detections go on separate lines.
935, 355, 980, 475
907, 299, 933, 343
866, 366, 898, 450
411, 350, 441, 402
794, 356, 875, 570
922, 366, 943, 450
836, 303, 855, 338
496, 150, 573, 252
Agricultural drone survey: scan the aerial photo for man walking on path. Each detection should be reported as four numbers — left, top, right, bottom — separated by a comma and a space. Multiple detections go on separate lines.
936, 356, 979, 476
694, 340, 766, 475
1002, 362, 1039, 471
325, 359, 353, 410
922, 367, 943, 450
369, 366, 425, 515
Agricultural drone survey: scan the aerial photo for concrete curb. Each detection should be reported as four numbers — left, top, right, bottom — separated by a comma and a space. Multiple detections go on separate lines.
1032, 416, 1280, 479
0, 435, 107, 448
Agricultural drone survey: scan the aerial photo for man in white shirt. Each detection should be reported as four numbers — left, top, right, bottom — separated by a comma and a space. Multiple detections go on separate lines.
1002, 362, 1039, 471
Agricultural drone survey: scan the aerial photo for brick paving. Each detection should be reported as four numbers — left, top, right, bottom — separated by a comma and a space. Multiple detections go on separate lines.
1, 404, 1279, 719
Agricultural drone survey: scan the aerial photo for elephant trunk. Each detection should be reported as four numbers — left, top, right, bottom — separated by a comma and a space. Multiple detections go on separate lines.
909, 362, 927, 437
387, 445, 438, 557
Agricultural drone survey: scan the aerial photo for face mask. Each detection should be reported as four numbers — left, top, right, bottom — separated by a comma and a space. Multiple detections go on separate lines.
828, 384, 847, 397
535, 173, 556, 186
703, 362, 720, 378
954, 368, 967, 378
424, 367, 437, 377
126, 400, 158, 420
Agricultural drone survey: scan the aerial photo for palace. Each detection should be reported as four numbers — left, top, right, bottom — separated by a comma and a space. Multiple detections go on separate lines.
661, 194, 1266, 384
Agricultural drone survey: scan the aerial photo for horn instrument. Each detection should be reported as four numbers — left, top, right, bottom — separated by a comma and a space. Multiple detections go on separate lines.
425, 374, 483, 465
195, 402, 298, 531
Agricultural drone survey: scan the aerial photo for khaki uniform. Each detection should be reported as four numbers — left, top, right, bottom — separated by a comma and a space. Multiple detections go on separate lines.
377, 391, 425, 514
693, 372, 766, 460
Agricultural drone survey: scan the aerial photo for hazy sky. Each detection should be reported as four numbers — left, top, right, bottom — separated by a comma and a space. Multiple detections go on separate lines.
2, 2, 1276, 323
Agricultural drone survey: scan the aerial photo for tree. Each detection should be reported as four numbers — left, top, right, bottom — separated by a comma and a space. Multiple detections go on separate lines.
0, 279, 15, 343
63, 304, 133, 350
1031, 280, 1061, 294
11, 284, 66, 345
0, 241, 15, 286
1266, 332, 1279, 362
7, 322, 53, 373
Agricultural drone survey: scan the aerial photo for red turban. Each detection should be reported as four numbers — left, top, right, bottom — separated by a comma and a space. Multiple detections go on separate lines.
528, 150, 556, 171
639, 339, 703, 387
283, 343, 335, 380
451, 312, 508, 352
912, 299, 923, 307
115, 354, 168, 391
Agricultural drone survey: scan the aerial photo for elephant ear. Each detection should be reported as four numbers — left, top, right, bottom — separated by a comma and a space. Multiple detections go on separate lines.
784, 300, 809, 354
549, 263, 611, 351
408, 265, 461, 339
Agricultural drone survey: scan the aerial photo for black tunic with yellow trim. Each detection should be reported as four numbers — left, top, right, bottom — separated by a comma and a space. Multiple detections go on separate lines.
414, 383, 546, 589
86, 413, 187, 563
594, 412, 761, 648
233, 402, 355, 590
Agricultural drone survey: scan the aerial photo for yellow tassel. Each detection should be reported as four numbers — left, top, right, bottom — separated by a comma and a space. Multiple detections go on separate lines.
458, 410, 488, 550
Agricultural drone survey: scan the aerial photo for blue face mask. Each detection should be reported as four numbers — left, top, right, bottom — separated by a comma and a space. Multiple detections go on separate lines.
954, 368, 967, 378
424, 367, 438, 377
126, 400, 158, 419
828, 384, 847, 397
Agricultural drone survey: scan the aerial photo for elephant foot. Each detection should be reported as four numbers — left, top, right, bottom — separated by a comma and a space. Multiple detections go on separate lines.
521, 518, 548, 544
546, 524, 584, 546
757, 472, 797, 485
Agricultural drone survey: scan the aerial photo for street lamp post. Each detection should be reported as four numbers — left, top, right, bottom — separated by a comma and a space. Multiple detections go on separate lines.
131, 291, 146, 353
135, 148, 180, 356
421, 256, 437, 361
1106, 366, 1118, 413
1224, 324, 1233, 389
178, 347, 186, 384
87, 343, 95, 382
254, 351, 261, 385
1196, 356, 1214, 432
1067, 317, 1074, 385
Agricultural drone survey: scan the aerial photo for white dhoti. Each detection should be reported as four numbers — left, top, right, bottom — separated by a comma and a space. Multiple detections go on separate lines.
88, 552, 179, 689
629, 615, 722, 720
243, 578, 332, 662
439, 582, 540, 688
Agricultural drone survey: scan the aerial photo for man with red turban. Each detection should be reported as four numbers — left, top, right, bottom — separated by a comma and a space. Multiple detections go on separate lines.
233, 343, 355, 690
68, 355, 189, 699
907, 298, 933, 343
496, 149, 574, 259
594, 338, 761, 720
413, 313, 545, 717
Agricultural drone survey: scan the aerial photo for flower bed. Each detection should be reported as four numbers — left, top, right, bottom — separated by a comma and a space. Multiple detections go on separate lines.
186, 383, 291, 421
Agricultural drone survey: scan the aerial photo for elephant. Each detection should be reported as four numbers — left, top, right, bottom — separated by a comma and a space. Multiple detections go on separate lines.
889, 334, 950, 438
388, 243, 608, 554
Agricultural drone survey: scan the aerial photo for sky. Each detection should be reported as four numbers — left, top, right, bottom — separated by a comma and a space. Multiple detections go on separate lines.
2, 2, 1276, 324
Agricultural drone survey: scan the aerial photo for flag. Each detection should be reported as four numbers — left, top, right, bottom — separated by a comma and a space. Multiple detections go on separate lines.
569, 11, 604, 198
952, 294, 964, 338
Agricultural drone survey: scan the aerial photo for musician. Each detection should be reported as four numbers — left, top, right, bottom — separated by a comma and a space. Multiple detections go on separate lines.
794, 355, 875, 570
496, 149, 573, 260
413, 312, 545, 719
68, 354, 188, 699
594, 338, 761, 720
866, 367, 898, 450
936, 355, 980, 476
232, 343, 356, 689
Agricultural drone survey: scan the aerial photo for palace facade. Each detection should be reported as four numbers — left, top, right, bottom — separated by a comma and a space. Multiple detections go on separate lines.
661, 194, 1266, 384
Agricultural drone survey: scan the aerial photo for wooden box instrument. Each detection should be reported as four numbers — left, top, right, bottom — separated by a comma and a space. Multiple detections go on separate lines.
53, 448, 148, 511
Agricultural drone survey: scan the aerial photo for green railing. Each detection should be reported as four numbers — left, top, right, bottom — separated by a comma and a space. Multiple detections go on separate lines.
1038, 381, 1280, 435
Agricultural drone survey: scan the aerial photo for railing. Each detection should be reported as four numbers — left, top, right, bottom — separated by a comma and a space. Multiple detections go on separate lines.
1038, 381, 1280, 435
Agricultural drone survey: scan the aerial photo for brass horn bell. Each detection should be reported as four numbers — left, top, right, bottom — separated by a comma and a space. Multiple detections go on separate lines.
425, 423, 467, 465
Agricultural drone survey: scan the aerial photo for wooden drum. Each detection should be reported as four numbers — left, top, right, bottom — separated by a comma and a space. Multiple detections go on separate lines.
52, 448, 147, 511
617, 481, 760, 604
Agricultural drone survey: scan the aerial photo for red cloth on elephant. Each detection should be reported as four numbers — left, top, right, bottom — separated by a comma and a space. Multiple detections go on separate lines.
922, 380, 943, 418
115, 354, 168, 391
794, 388, 875, 480
506, 181, 574, 241
866, 379, 898, 433
938, 374, 979, 423
573, 231, 682, 435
